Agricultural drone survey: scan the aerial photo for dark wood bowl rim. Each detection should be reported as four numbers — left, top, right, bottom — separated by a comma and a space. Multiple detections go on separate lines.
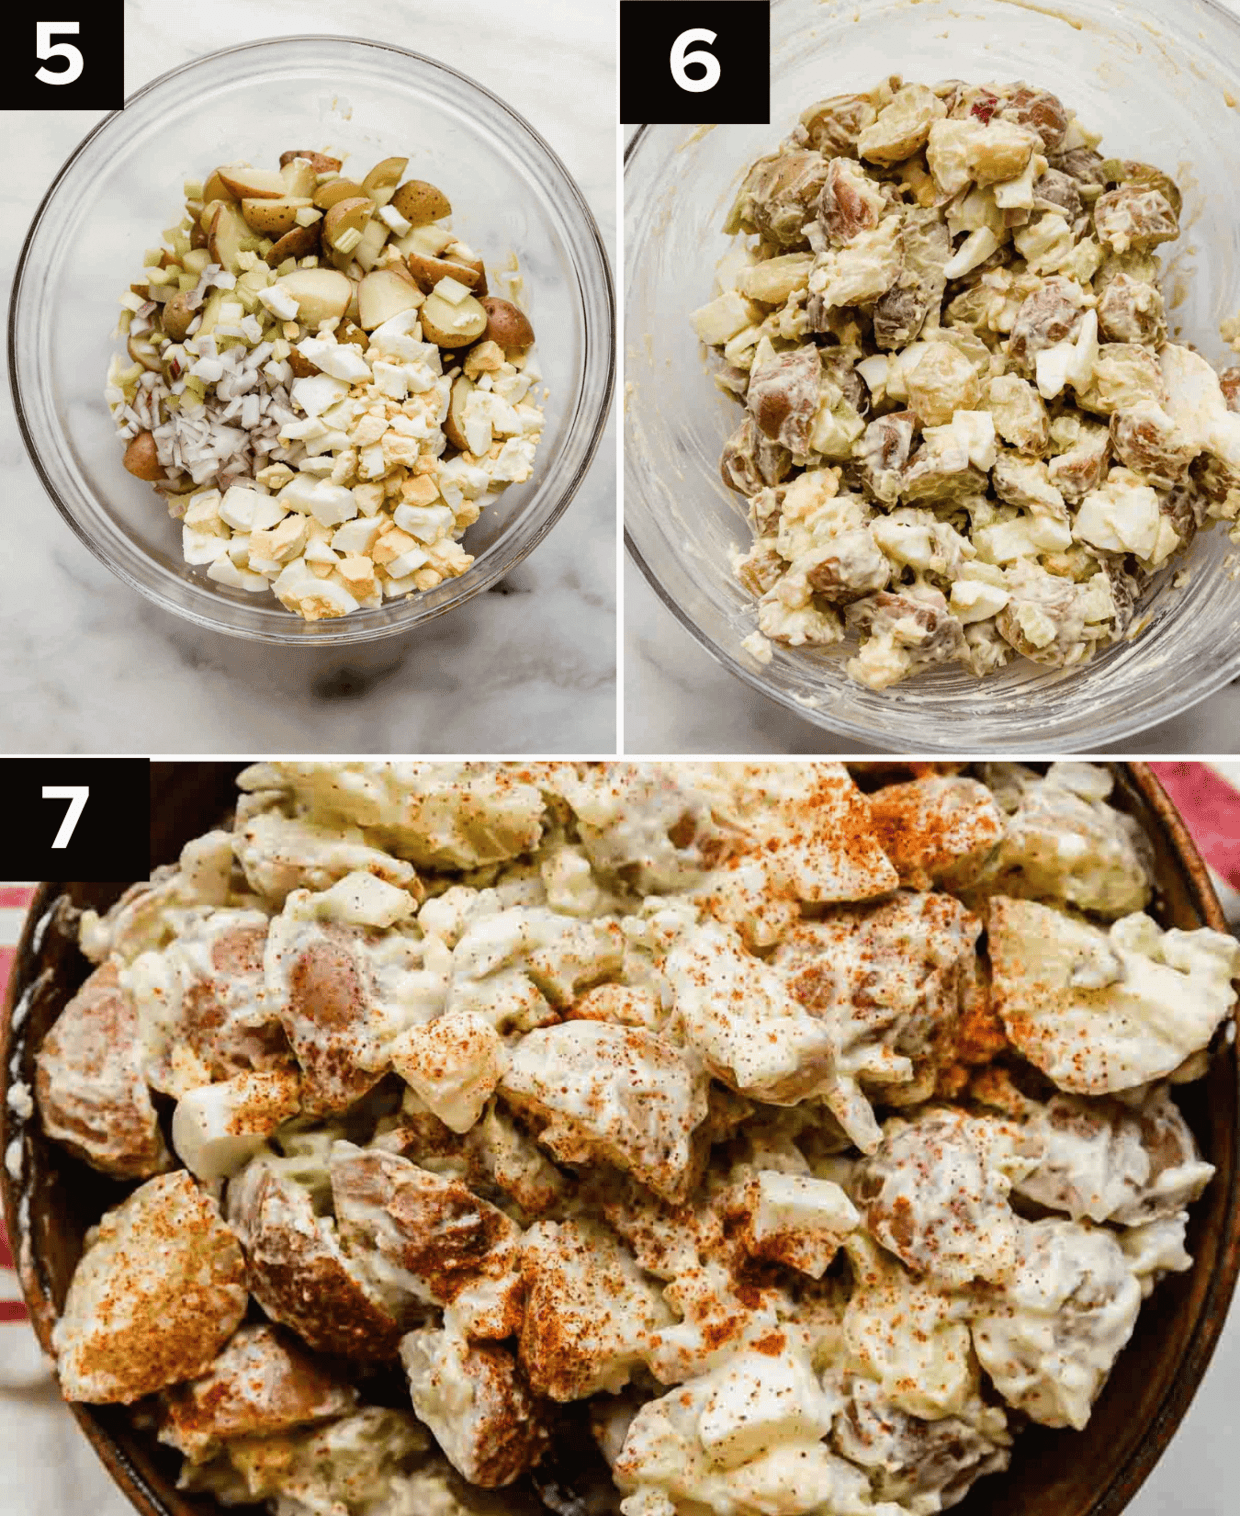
0, 762, 1237, 1516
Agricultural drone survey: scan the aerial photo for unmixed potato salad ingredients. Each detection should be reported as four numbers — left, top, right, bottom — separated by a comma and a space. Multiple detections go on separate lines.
27, 761, 1240, 1516
109, 152, 544, 621
693, 78, 1240, 688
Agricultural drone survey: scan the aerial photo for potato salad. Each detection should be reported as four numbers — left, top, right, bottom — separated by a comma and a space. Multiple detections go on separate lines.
29, 761, 1240, 1516
108, 151, 544, 620
692, 78, 1240, 688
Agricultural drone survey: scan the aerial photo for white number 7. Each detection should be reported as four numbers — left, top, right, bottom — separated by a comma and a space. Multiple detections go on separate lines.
36, 22, 84, 86
42, 786, 89, 849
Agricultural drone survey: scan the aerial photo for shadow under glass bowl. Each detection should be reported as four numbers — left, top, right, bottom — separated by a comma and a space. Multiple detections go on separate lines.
11, 35, 614, 647
1, 763, 1238, 1516
625, 0, 1240, 751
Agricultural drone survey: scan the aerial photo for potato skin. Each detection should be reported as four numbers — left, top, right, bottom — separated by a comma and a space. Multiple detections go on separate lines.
313, 178, 366, 211
421, 293, 488, 347
207, 203, 245, 272
161, 291, 198, 342
280, 149, 342, 172
382, 258, 420, 289
217, 165, 285, 200
479, 296, 534, 351
406, 250, 486, 296
390, 179, 452, 226
202, 168, 232, 205
287, 349, 320, 378
241, 198, 300, 236
266, 221, 322, 265
362, 156, 409, 201
123, 431, 166, 481
337, 321, 369, 349
323, 197, 372, 250
443, 374, 474, 450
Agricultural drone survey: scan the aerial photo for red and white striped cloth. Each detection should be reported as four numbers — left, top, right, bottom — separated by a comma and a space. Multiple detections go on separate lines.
1151, 763, 1240, 903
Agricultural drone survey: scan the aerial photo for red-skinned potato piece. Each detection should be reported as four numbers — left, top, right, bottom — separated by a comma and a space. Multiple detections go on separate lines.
162, 291, 198, 343
287, 349, 321, 378
122, 431, 168, 483
337, 321, 368, 349
266, 221, 322, 265
241, 197, 314, 236
207, 202, 246, 273
323, 197, 372, 253
331, 1144, 524, 1339
128, 333, 163, 373
216, 163, 288, 200
280, 149, 343, 172
313, 177, 367, 211
227, 1156, 407, 1361
420, 292, 488, 347
361, 156, 408, 207
158, 1323, 357, 1462
275, 267, 352, 329
390, 179, 452, 226
35, 961, 172, 1177
443, 374, 474, 451
279, 159, 318, 199
479, 296, 534, 352
201, 169, 234, 205
357, 269, 422, 331
216, 164, 287, 200
272, 922, 387, 1115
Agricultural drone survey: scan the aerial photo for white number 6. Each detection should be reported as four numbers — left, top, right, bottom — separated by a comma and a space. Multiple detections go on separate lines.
36, 21, 84, 86
670, 28, 721, 94
42, 786, 89, 849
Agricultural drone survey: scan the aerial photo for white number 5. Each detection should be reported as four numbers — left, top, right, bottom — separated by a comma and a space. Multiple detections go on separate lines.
36, 21, 84, 86
42, 786, 89, 849
670, 28, 721, 94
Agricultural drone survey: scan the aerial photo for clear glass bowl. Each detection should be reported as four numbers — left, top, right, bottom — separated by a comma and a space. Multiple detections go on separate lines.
11, 35, 614, 646
625, 0, 1240, 751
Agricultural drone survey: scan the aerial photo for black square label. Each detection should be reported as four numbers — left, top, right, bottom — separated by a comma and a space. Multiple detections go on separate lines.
3, 760, 149, 880
621, 1, 770, 126
8, 7, 125, 111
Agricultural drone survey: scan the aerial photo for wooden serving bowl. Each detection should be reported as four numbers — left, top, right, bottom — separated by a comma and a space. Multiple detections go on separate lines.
1, 762, 1237, 1516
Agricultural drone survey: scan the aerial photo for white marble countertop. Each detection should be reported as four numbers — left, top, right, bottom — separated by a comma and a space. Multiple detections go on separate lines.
1, 0, 616, 755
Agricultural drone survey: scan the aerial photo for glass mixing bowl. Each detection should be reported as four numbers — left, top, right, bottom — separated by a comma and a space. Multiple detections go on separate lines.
625, 0, 1240, 751
11, 36, 614, 646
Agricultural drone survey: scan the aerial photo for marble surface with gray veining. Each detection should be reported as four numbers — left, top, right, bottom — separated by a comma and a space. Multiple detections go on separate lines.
1, 0, 616, 755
